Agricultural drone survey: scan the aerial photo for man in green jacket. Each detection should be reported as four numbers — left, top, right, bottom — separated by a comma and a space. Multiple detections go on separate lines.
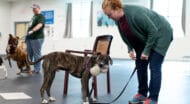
102, 0, 173, 104
26, 4, 45, 74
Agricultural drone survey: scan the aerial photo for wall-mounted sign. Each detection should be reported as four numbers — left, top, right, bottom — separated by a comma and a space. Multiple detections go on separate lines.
41, 10, 54, 24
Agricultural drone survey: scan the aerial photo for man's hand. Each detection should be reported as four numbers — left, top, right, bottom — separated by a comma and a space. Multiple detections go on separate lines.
129, 51, 136, 60
141, 53, 149, 60
28, 30, 34, 35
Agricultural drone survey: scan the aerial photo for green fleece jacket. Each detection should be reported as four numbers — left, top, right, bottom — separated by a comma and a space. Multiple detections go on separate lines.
117, 5, 173, 56
28, 14, 45, 39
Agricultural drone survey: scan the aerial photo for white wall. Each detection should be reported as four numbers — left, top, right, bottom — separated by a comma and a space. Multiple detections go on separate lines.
166, 0, 190, 60
186, 0, 190, 37
0, 1, 11, 53
0, 0, 190, 60
10, 0, 67, 39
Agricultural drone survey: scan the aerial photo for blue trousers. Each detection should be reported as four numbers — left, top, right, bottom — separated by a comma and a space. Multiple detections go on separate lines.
135, 50, 164, 101
26, 39, 44, 72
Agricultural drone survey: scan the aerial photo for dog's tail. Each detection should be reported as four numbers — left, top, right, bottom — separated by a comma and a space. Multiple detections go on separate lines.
26, 55, 45, 65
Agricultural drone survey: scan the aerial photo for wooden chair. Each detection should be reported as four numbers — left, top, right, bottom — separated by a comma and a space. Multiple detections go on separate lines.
63, 35, 113, 97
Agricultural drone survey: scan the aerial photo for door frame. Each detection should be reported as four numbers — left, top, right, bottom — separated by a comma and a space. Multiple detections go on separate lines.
14, 21, 29, 37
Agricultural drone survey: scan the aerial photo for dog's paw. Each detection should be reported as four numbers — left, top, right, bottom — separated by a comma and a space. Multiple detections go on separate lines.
83, 102, 89, 104
48, 97, 56, 102
41, 99, 48, 104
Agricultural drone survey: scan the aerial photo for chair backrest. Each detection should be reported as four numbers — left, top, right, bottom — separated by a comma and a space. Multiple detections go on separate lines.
92, 35, 113, 55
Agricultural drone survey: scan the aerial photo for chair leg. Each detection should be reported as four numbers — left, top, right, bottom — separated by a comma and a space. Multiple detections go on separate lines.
64, 71, 69, 95
107, 68, 111, 94
93, 76, 98, 97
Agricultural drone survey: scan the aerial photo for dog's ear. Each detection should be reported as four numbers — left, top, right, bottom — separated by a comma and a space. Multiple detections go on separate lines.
92, 52, 101, 62
108, 56, 113, 65
95, 54, 101, 62
9, 34, 13, 38
92, 52, 101, 58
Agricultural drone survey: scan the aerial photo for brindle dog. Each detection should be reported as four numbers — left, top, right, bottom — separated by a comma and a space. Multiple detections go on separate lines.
27, 52, 112, 104
6, 34, 32, 75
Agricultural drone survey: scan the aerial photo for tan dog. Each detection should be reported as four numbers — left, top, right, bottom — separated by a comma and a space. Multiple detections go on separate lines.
27, 52, 112, 104
6, 34, 32, 75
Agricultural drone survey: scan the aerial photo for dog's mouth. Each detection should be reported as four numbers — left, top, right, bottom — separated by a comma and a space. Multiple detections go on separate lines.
98, 63, 109, 72
100, 65, 109, 73
6, 44, 17, 54
90, 64, 109, 76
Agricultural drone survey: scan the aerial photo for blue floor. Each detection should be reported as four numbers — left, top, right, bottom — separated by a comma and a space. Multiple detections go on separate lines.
0, 57, 190, 104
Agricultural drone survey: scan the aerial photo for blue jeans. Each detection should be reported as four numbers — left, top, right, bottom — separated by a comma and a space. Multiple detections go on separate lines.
135, 50, 164, 101
26, 39, 44, 72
